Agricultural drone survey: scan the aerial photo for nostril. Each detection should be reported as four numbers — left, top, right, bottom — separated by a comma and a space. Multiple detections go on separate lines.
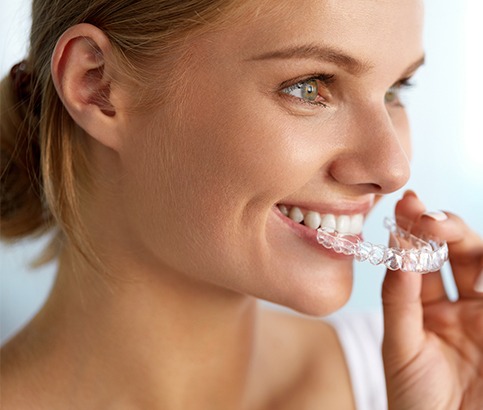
365, 182, 383, 192
327, 145, 410, 195
350, 182, 383, 195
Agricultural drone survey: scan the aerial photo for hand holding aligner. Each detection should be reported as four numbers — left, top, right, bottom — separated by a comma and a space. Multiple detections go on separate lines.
316, 217, 448, 273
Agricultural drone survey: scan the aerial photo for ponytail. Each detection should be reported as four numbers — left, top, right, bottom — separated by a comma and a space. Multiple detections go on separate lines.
0, 60, 53, 240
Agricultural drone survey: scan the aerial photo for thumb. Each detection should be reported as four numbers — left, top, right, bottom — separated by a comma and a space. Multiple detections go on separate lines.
381, 233, 425, 366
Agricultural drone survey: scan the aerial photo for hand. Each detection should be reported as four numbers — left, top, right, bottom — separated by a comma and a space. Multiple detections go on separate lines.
382, 191, 483, 410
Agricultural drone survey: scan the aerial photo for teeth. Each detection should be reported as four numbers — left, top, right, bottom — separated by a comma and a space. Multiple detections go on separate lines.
278, 204, 364, 235
349, 214, 364, 235
288, 206, 304, 224
304, 211, 321, 229
321, 214, 337, 231
278, 204, 289, 216
336, 215, 351, 233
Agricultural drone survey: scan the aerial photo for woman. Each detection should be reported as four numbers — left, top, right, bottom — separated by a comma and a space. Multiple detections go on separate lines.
1, 0, 482, 408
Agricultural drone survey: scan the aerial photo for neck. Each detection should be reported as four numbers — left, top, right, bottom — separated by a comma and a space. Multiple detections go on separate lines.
31, 248, 260, 410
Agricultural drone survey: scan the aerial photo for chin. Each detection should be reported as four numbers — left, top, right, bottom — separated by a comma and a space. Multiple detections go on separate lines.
259, 265, 354, 317
286, 286, 352, 317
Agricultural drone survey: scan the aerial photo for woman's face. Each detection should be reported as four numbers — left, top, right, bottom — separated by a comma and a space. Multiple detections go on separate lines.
117, 0, 424, 314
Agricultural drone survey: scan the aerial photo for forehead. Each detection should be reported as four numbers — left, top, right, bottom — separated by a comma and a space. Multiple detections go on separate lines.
210, 0, 424, 76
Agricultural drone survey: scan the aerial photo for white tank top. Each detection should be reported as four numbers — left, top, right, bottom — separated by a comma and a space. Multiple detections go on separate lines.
327, 312, 387, 410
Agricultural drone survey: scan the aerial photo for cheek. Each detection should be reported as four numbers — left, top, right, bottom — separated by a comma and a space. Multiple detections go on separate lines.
131, 97, 325, 262
181, 96, 330, 206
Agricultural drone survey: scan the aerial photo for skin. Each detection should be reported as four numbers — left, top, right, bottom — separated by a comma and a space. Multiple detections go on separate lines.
1, 0, 482, 409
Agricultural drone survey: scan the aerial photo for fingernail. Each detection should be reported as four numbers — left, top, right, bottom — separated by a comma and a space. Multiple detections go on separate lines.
474, 270, 483, 293
403, 190, 418, 199
422, 211, 448, 222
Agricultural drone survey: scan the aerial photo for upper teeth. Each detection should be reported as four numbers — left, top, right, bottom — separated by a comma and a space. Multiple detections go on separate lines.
278, 204, 364, 235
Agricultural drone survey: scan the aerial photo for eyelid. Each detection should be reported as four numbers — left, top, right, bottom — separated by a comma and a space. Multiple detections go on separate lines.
392, 76, 415, 89
280, 73, 335, 90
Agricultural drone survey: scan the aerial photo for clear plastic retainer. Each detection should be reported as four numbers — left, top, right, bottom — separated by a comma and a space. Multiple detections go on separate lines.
316, 217, 449, 273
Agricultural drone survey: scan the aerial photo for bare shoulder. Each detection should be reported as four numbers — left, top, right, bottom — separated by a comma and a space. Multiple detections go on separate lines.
256, 307, 356, 409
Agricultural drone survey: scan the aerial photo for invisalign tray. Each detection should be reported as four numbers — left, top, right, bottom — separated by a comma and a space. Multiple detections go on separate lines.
316, 218, 449, 273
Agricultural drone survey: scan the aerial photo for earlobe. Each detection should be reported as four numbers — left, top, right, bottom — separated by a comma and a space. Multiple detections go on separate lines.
51, 23, 120, 150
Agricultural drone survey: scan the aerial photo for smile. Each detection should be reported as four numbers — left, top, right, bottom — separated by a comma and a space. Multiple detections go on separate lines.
276, 204, 364, 235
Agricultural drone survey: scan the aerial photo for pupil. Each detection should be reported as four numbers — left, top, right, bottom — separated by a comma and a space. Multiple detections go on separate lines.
302, 80, 318, 101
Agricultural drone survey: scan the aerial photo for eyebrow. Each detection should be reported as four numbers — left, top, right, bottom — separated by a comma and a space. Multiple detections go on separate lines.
248, 44, 373, 75
248, 43, 425, 78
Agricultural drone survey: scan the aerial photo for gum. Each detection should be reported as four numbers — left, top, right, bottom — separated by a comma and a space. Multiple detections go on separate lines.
316, 217, 448, 273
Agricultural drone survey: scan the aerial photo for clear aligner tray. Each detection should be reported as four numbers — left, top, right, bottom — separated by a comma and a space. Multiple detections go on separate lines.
316, 217, 448, 273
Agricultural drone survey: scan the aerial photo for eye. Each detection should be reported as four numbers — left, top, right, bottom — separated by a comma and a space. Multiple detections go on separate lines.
385, 86, 400, 104
385, 78, 414, 107
281, 75, 334, 107
283, 79, 319, 102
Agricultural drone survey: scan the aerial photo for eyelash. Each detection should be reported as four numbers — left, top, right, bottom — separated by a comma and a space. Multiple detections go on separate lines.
385, 78, 414, 106
280, 75, 415, 108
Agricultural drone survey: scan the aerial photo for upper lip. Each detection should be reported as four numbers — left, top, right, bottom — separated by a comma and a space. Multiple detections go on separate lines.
276, 198, 374, 217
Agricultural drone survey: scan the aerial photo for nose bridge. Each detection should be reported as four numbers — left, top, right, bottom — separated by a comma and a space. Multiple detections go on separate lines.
329, 103, 411, 194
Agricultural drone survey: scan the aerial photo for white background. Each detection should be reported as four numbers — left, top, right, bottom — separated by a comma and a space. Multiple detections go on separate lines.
1, 0, 482, 344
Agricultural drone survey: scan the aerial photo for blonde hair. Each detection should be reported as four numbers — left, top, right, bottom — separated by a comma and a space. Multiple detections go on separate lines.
0, 0, 256, 266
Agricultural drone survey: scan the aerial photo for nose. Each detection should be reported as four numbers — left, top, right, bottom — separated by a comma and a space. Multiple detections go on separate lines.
328, 104, 411, 195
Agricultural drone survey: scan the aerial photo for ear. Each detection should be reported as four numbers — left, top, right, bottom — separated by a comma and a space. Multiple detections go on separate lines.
51, 23, 122, 151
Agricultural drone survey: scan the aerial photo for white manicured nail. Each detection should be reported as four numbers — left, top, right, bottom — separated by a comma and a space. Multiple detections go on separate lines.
422, 211, 448, 222
474, 270, 483, 293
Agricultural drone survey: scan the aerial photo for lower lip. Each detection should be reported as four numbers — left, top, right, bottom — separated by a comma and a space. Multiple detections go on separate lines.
272, 206, 359, 261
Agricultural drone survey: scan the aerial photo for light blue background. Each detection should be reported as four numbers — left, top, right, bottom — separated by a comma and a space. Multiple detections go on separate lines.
1, 0, 482, 344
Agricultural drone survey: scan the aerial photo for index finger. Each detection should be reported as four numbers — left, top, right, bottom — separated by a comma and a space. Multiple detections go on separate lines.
415, 211, 483, 298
